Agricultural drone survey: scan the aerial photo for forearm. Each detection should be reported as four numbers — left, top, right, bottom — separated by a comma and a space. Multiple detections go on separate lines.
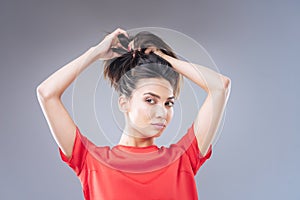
37, 47, 98, 100
161, 54, 230, 93
160, 55, 231, 154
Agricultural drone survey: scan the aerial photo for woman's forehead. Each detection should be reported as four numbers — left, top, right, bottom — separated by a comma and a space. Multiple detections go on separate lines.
134, 78, 173, 95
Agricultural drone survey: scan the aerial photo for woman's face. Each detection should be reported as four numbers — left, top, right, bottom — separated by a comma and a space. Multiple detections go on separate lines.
124, 78, 175, 139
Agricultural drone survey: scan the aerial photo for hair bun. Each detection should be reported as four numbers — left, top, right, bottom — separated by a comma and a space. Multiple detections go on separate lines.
103, 31, 180, 95
104, 49, 142, 89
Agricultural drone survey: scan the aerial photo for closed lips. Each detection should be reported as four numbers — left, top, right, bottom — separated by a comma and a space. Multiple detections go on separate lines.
151, 123, 166, 127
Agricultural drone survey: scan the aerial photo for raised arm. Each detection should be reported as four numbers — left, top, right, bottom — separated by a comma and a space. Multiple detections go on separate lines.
36, 28, 128, 159
151, 49, 231, 156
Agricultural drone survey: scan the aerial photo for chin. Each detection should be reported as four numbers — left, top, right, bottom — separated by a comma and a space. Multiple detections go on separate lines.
139, 129, 162, 138
152, 129, 165, 138
154, 132, 163, 138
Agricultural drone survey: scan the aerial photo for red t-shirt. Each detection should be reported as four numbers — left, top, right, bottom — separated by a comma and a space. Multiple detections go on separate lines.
59, 124, 212, 200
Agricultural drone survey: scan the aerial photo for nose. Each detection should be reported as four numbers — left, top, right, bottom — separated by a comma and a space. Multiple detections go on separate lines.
152, 104, 167, 119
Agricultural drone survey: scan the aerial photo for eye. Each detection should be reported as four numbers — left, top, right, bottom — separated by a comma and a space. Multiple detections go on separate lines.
146, 98, 156, 104
165, 101, 174, 107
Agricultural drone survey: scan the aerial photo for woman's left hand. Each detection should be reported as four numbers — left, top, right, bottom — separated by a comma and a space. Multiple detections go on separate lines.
145, 46, 165, 58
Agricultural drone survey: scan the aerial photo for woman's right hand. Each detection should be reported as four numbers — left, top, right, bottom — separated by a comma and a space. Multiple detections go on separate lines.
92, 28, 129, 60
36, 28, 130, 160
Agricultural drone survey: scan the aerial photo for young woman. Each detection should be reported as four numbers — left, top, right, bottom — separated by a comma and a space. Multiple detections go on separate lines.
37, 28, 231, 199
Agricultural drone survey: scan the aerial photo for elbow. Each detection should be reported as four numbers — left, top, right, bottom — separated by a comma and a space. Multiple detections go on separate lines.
208, 76, 231, 101
222, 76, 231, 90
222, 76, 231, 98
207, 75, 231, 95
36, 84, 48, 102
36, 84, 57, 102
212, 75, 231, 96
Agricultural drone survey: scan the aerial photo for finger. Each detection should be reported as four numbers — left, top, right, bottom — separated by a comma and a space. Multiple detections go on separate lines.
116, 42, 127, 50
113, 43, 128, 54
128, 41, 134, 51
145, 48, 151, 54
145, 46, 157, 54
118, 29, 129, 38
113, 28, 129, 38
109, 28, 130, 48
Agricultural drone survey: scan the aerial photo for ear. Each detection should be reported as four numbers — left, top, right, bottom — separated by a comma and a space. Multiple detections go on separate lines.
118, 95, 130, 112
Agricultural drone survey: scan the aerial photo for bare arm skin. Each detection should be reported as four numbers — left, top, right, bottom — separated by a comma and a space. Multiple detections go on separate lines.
36, 28, 128, 159
152, 50, 231, 156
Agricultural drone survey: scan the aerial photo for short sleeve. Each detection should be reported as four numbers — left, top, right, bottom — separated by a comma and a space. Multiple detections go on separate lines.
58, 126, 88, 175
176, 123, 212, 175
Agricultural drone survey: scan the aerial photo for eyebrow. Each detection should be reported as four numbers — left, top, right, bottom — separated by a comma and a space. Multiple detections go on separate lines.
143, 92, 175, 100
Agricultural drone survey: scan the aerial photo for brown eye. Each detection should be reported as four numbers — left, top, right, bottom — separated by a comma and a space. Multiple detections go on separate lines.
165, 101, 174, 107
146, 98, 155, 104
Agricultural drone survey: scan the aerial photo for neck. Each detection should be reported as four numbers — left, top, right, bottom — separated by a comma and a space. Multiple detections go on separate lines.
118, 128, 155, 147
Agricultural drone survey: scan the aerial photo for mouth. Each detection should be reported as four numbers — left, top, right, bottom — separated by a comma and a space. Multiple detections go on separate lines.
151, 123, 166, 130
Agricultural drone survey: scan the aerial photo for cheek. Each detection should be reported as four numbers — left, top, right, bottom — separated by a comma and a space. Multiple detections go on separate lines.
129, 104, 151, 124
167, 109, 174, 120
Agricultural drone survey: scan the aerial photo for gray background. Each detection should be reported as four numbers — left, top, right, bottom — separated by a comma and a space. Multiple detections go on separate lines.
0, 0, 299, 199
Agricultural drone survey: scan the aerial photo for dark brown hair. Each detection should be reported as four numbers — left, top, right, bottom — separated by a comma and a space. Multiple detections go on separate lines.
103, 31, 183, 99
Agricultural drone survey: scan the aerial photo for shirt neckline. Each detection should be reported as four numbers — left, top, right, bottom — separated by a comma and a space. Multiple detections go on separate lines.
114, 144, 159, 153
